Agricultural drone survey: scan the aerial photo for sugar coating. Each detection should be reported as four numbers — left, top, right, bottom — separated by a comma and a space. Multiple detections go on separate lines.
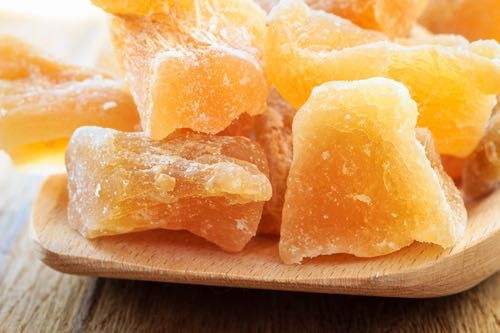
266, 0, 500, 157
109, 0, 268, 140
256, 0, 428, 37
66, 127, 271, 252
280, 79, 466, 264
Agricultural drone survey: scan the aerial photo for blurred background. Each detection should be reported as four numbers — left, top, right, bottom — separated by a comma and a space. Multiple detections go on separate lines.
0, 0, 111, 175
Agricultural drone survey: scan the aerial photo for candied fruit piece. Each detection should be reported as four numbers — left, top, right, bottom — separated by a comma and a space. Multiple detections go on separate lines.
280, 78, 466, 264
218, 113, 255, 138
441, 155, 465, 185
7, 139, 67, 168
256, 0, 427, 37
416, 128, 465, 219
105, 0, 268, 140
463, 113, 500, 200
91, 0, 173, 15
66, 127, 272, 252
255, 89, 296, 235
420, 0, 500, 41
0, 35, 139, 162
266, 0, 500, 157
309, 0, 429, 38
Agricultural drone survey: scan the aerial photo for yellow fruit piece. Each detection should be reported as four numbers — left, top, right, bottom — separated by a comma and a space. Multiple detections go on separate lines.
66, 127, 271, 252
107, 0, 268, 140
420, 0, 500, 41
7, 139, 67, 168
91, 0, 175, 15
463, 112, 500, 200
0, 35, 140, 163
255, 88, 296, 235
266, 0, 500, 157
280, 78, 466, 264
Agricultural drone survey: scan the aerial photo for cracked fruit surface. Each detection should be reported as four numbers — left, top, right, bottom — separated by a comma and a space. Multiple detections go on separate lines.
0, 35, 139, 161
66, 126, 271, 252
266, 0, 500, 157
280, 78, 466, 264
106, 0, 268, 140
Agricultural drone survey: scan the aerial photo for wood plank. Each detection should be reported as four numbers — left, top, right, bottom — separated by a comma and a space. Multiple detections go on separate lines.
0, 158, 93, 332
80, 274, 500, 333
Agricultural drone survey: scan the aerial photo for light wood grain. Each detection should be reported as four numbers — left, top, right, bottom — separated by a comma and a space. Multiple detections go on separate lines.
1, 166, 499, 332
31, 174, 500, 298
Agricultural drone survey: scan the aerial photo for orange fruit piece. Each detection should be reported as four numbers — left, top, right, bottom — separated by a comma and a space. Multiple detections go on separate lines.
309, 0, 429, 38
266, 0, 500, 157
280, 78, 466, 264
463, 112, 500, 201
420, 0, 500, 41
0, 35, 139, 164
218, 113, 255, 138
256, 0, 428, 37
66, 126, 272, 252
441, 155, 465, 185
255, 89, 296, 235
104, 0, 268, 140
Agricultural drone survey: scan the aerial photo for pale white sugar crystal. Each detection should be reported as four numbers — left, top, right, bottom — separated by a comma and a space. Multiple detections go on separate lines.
102, 101, 117, 110
95, 183, 101, 197
350, 193, 371, 204
235, 218, 249, 232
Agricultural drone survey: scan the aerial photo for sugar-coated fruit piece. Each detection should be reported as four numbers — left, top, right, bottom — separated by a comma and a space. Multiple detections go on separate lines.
66, 127, 272, 252
256, 0, 428, 37
107, 0, 268, 140
266, 0, 500, 157
420, 0, 500, 41
0, 35, 139, 159
308, 0, 429, 38
463, 113, 500, 201
280, 78, 466, 264
255, 89, 296, 235
415, 128, 466, 222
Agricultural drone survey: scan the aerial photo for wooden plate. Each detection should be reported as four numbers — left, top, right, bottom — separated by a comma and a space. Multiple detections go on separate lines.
31, 174, 500, 298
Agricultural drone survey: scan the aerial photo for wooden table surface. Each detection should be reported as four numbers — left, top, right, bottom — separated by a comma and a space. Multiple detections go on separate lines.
0, 156, 498, 333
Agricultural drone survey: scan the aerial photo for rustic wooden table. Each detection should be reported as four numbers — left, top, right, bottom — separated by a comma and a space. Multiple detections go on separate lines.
0, 156, 498, 333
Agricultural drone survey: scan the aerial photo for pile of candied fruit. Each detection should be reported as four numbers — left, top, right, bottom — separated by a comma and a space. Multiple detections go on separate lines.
1, 0, 500, 264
